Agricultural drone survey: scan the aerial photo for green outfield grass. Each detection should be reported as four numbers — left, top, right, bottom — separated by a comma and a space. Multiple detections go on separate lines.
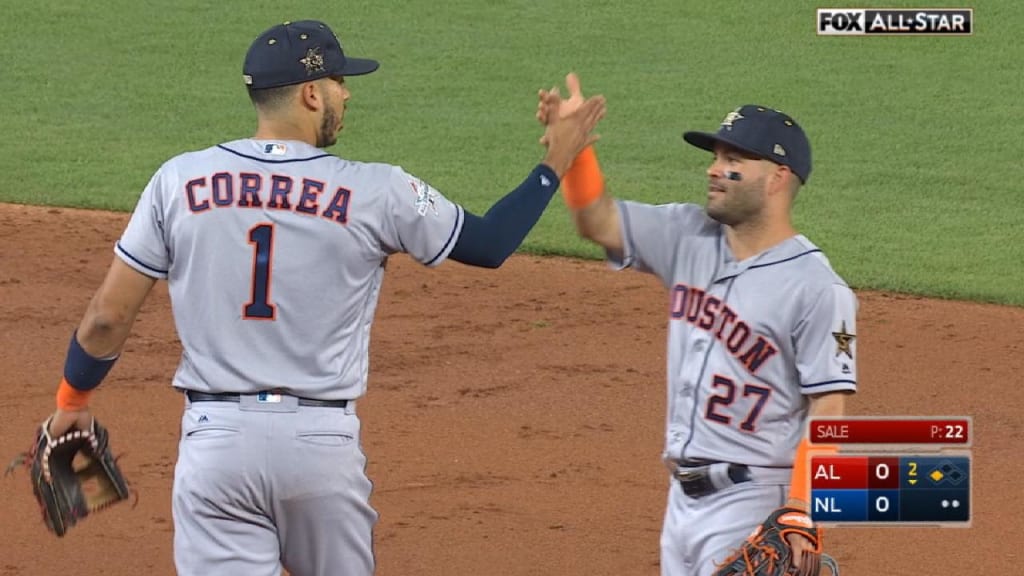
1, 1, 1020, 305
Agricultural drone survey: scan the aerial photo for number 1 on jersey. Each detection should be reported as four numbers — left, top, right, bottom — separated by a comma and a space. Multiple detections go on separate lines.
244, 223, 276, 320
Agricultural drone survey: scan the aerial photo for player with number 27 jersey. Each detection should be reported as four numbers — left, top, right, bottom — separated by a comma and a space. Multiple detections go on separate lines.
542, 74, 853, 574
617, 202, 858, 467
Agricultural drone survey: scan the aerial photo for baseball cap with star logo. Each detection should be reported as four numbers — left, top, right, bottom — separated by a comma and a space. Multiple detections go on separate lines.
683, 104, 812, 184
242, 20, 379, 89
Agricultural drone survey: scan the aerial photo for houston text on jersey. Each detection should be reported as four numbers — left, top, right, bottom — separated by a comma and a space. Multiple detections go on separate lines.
669, 283, 778, 375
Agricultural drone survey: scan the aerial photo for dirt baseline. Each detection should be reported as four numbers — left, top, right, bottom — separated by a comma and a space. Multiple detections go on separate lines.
0, 203, 1020, 575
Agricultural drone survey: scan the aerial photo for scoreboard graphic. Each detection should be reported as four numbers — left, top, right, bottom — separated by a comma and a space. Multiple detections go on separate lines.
807, 416, 972, 527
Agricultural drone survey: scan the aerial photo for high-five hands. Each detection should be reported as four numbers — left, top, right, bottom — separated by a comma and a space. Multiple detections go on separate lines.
537, 73, 605, 177
537, 72, 589, 129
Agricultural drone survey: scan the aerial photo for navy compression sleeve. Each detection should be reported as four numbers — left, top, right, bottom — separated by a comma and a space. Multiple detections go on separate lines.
448, 164, 559, 268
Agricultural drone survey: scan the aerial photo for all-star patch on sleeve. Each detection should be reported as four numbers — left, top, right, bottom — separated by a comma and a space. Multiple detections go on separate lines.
380, 166, 464, 267
793, 282, 859, 395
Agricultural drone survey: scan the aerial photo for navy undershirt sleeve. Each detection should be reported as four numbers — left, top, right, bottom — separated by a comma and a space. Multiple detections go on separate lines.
448, 164, 559, 268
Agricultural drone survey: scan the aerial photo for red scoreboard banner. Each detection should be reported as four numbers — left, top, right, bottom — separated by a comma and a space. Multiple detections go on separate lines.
808, 417, 971, 445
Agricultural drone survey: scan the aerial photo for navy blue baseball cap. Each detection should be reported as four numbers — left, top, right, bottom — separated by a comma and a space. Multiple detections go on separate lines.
683, 105, 812, 183
243, 20, 379, 90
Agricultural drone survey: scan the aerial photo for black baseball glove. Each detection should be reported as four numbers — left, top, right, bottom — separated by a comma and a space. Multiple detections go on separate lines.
712, 507, 825, 576
5, 416, 133, 537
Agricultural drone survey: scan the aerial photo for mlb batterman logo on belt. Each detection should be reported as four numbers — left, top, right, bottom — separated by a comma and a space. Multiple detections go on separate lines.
817, 8, 973, 36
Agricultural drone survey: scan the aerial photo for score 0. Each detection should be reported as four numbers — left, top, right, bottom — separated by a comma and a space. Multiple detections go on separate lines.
869, 457, 899, 521
809, 416, 972, 446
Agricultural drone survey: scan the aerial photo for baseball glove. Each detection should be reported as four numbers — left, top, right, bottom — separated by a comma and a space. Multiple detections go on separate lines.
712, 506, 824, 576
5, 416, 133, 537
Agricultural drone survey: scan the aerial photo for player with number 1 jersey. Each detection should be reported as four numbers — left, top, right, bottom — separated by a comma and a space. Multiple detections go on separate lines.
43, 21, 605, 576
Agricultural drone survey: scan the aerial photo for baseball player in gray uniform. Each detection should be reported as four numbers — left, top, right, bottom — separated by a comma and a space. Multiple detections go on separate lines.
538, 76, 853, 576
38, 21, 605, 576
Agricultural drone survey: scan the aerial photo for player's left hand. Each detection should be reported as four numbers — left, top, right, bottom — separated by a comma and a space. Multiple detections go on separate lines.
46, 408, 94, 438
784, 498, 820, 574
6, 413, 133, 537
785, 531, 821, 574
712, 506, 824, 576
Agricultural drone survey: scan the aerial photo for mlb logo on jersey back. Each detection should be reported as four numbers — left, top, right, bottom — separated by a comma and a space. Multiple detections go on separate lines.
817, 8, 972, 35
263, 143, 288, 155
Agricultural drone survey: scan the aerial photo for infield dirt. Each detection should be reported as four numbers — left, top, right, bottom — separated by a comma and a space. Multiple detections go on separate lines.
0, 203, 1019, 575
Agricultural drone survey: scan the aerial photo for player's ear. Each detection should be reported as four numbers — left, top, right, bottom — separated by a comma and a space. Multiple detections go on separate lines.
298, 81, 322, 112
768, 164, 794, 196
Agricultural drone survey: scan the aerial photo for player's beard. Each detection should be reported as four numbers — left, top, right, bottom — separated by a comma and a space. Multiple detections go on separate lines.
705, 177, 766, 227
316, 106, 340, 148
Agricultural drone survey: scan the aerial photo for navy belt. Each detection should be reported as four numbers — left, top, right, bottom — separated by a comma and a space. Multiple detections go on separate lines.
185, 390, 348, 409
673, 460, 752, 498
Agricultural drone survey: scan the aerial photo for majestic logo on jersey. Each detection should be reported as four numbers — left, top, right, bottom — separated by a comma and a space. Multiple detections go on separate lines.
832, 321, 855, 359
721, 108, 744, 130
410, 179, 439, 217
669, 283, 778, 375
300, 47, 326, 75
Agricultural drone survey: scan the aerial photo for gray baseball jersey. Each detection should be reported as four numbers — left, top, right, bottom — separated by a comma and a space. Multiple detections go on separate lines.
115, 138, 464, 400
613, 201, 858, 468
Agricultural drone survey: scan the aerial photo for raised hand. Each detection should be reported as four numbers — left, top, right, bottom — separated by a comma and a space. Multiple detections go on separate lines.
538, 88, 606, 177
537, 72, 587, 127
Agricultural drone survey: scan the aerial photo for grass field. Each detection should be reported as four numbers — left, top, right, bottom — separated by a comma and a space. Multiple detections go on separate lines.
1, 1, 1020, 305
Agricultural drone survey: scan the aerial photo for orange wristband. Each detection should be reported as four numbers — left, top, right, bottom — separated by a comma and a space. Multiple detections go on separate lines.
561, 146, 605, 210
789, 438, 838, 504
56, 377, 93, 411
